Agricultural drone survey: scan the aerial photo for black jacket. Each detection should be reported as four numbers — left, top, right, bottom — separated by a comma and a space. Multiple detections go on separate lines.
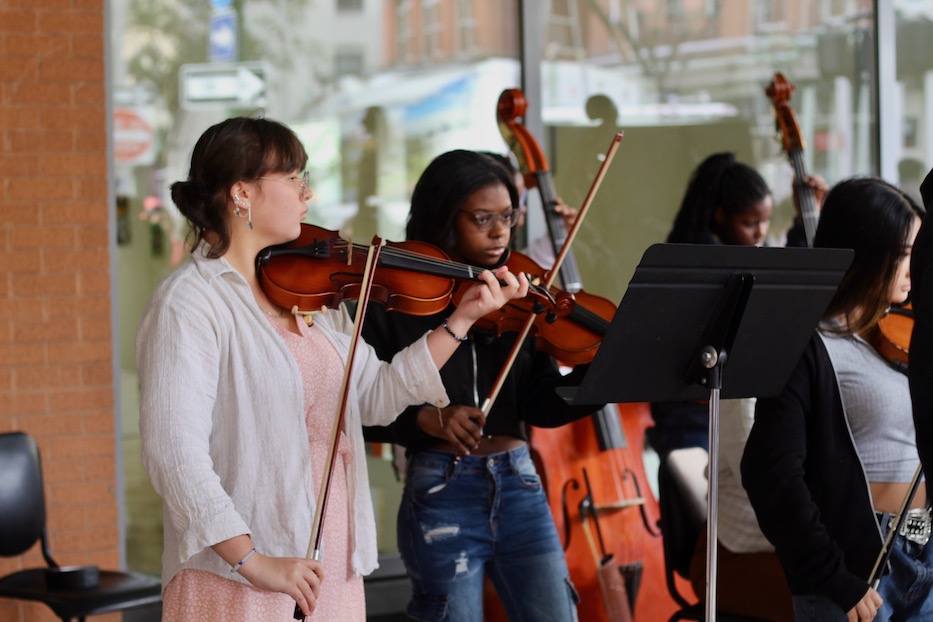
741, 333, 883, 612
911, 191, 933, 503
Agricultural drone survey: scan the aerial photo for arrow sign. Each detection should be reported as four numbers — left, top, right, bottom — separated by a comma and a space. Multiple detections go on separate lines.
179, 62, 270, 110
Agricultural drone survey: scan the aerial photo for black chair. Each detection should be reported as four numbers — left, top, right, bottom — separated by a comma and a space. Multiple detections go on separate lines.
0, 431, 162, 621
658, 447, 709, 622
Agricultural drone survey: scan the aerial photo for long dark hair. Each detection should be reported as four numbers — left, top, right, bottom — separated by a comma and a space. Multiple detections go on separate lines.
406, 150, 518, 251
815, 177, 924, 334
170, 116, 308, 257
666, 152, 771, 244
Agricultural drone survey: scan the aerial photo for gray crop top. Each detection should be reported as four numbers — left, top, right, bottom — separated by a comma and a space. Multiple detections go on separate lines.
819, 327, 917, 482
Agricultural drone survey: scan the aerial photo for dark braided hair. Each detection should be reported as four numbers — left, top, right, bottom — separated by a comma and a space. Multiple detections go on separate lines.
666, 152, 771, 244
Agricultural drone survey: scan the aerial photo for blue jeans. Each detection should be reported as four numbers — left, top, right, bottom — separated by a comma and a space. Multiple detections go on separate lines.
793, 525, 933, 621
397, 444, 579, 622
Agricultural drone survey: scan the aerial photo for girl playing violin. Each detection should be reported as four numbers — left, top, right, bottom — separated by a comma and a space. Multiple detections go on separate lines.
136, 117, 527, 621
362, 149, 600, 622
742, 177, 932, 621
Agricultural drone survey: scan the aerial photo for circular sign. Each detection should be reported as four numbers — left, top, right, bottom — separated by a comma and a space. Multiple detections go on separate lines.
113, 108, 154, 164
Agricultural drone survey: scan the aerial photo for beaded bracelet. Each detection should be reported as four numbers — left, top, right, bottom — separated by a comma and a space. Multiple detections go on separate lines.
230, 547, 257, 573
442, 318, 468, 342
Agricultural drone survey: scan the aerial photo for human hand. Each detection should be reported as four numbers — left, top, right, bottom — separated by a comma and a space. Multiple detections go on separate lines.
419, 405, 486, 455
554, 198, 578, 231
794, 174, 829, 212
239, 553, 324, 618
448, 267, 529, 327
846, 587, 882, 622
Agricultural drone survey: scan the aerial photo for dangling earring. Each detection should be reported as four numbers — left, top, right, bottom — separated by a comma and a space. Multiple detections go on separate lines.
233, 194, 252, 229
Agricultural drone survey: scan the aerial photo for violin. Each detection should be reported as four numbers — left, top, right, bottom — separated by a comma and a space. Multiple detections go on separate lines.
867, 302, 912, 373
500, 250, 617, 365
256, 222, 575, 329
766, 72, 820, 247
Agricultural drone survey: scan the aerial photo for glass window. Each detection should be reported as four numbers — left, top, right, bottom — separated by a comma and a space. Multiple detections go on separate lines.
534, 0, 876, 305
111, 0, 521, 585
893, 0, 933, 204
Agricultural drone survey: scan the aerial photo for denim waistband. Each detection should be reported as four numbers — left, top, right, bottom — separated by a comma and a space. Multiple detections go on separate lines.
411, 442, 530, 472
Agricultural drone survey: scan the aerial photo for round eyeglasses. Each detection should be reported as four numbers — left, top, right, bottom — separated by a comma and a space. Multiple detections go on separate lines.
459, 209, 521, 232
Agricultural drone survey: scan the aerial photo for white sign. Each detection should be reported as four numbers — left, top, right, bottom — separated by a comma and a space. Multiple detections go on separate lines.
179, 62, 270, 110
113, 106, 156, 166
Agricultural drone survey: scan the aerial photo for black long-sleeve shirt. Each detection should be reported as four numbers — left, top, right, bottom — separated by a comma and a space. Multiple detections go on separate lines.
361, 303, 598, 454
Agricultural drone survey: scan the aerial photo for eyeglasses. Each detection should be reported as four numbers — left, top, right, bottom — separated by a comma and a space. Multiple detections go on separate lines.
261, 171, 311, 193
459, 208, 520, 231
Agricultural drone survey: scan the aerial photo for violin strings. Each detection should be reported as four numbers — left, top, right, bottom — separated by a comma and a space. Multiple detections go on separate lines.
345, 241, 482, 276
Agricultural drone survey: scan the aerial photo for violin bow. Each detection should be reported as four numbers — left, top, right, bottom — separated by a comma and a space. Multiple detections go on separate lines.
869, 463, 924, 588
293, 238, 384, 620
480, 131, 623, 415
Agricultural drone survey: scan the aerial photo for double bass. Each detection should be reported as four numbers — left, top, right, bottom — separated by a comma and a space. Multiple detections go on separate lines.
483, 88, 676, 622
767, 72, 914, 375
766, 72, 820, 248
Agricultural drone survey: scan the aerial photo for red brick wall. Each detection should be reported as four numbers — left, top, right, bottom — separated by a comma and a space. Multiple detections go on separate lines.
0, 0, 121, 620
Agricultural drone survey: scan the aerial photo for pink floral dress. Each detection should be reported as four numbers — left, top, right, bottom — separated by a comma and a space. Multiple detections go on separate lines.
161, 318, 366, 621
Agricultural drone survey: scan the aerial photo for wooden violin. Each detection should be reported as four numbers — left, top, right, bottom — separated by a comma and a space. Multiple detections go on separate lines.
766, 72, 820, 247
256, 222, 575, 326
866, 302, 912, 374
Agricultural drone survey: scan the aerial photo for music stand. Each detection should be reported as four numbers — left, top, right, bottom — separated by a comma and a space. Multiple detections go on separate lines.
560, 243, 852, 622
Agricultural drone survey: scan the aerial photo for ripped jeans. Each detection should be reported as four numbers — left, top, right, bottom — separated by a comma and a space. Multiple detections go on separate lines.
398, 444, 579, 622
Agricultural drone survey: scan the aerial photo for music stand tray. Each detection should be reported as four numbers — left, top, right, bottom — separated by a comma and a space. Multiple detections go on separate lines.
561, 243, 852, 621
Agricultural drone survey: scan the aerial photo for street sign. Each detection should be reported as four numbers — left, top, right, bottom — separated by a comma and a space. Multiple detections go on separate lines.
179, 62, 270, 110
113, 107, 156, 166
209, 10, 237, 62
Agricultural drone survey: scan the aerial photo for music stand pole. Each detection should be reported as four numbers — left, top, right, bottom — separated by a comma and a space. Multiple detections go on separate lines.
684, 273, 753, 622
706, 368, 721, 622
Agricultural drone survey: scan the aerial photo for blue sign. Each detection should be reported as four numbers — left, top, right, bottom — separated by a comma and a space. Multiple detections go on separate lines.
209, 10, 237, 63
211, 0, 233, 9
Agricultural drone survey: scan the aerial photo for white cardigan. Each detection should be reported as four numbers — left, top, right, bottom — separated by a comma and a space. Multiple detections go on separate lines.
137, 245, 449, 589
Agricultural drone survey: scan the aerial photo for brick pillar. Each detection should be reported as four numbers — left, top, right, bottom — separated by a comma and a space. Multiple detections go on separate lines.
0, 2, 121, 620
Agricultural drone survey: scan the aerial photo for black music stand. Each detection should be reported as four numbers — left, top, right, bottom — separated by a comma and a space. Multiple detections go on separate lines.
560, 243, 852, 622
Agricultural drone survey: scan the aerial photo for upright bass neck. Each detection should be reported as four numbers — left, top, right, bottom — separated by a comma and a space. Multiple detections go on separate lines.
766, 72, 819, 247
535, 171, 584, 293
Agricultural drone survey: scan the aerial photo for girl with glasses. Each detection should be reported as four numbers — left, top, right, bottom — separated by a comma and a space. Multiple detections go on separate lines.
363, 149, 602, 622
136, 119, 527, 621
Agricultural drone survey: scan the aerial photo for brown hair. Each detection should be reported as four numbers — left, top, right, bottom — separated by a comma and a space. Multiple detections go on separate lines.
170, 116, 308, 257
815, 177, 924, 334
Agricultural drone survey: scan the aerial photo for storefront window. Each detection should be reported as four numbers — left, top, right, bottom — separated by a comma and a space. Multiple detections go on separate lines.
111, 1, 901, 617
533, 1, 876, 303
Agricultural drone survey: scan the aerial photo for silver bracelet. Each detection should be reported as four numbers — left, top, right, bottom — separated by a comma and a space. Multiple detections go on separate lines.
437, 406, 444, 428
230, 547, 257, 573
442, 318, 468, 342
